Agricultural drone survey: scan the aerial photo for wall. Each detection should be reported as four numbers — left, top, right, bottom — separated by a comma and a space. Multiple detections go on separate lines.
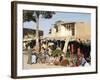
0, 0, 99, 80
75, 22, 91, 40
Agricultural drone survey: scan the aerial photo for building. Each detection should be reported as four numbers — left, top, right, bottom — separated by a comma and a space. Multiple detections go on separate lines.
49, 21, 91, 40
23, 28, 43, 41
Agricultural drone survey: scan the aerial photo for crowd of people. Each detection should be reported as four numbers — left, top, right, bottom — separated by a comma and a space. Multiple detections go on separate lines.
24, 38, 91, 67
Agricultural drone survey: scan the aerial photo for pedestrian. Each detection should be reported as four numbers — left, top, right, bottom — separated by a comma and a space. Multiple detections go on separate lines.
31, 49, 37, 64
80, 53, 90, 66
27, 46, 32, 64
77, 47, 81, 66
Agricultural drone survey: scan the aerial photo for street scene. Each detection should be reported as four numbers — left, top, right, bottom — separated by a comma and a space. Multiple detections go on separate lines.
23, 10, 91, 69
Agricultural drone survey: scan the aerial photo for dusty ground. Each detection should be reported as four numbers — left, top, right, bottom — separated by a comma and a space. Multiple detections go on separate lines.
23, 51, 65, 69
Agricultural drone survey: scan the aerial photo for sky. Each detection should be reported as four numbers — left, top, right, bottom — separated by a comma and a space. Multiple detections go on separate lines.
23, 11, 91, 36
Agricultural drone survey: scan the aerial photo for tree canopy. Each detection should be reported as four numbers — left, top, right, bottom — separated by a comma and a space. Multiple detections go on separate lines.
23, 10, 55, 22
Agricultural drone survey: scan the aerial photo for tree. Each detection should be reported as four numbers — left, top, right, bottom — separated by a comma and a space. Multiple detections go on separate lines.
23, 10, 55, 52
51, 49, 64, 57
